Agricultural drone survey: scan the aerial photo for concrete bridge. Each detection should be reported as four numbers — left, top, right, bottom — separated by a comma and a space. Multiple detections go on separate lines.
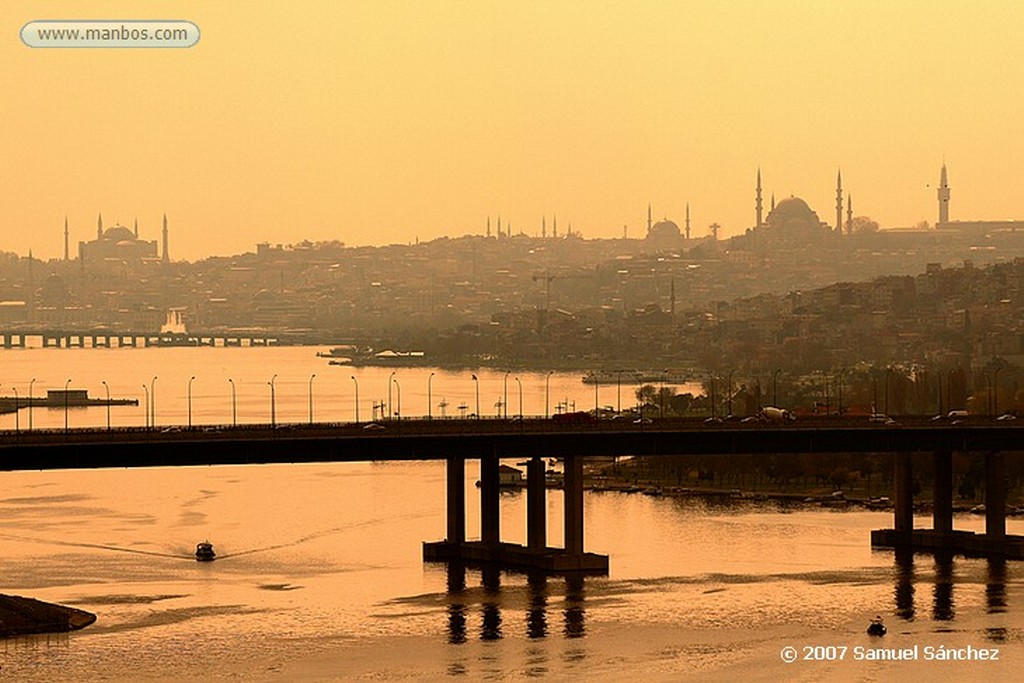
0, 329, 328, 349
2, 417, 1022, 571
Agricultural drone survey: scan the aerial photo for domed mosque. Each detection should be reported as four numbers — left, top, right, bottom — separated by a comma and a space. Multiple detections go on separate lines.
645, 203, 691, 250
75, 213, 169, 266
750, 168, 848, 243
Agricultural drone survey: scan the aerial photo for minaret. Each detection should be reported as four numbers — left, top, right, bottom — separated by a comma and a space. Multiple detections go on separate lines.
771, 193, 775, 212
938, 163, 950, 225
162, 213, 169, 263
670, 277, 676, 317
846, 195, 853, 235
134, 218, 139, 238
647, 203, 653, 233
685, 202, 691, 240
27, 249, 35, 322
486, 216, 491, 238
97, 213, 103, 239
63, 216, 69, 261
541, 216, 546, 238
497, 215, 502, 238
553, 214, 558, 238
755, 169, 764, 228
835, 169, 843, 233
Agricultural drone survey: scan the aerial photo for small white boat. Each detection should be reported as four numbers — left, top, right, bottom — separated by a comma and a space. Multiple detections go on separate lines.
195, 541, 216, 562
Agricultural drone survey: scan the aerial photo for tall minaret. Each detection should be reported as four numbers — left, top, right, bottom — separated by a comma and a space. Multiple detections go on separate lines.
97, 213, 103, 239
541, 215, 546, 238
835, 169, 843, 233
162, 213, 169, 263
938, 163, 950, 225
685, 202, 691, 240
63, 216, 69, 261
486, 216, 491, 238
647, 203, 653, 233
553, 214, 558, 238
670, 276, 676, 317
27, 249, 35, 322
846, 195, 853, 235
755, 168, 763, 228
134, 218, 139, 238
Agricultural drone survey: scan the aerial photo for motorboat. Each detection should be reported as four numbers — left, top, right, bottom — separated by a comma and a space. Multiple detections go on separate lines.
195, 541, 216, 562
867, 616, 886, 636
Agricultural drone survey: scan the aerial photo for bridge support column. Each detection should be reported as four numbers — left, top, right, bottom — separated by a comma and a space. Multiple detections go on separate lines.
527, 456, 546, 550
446, 455, 465, 545
933, 451, 953, 533
895, 452, 914, 535
480, 452, 500, 546
986, 451, 1006, 540
564, 454, 584, 556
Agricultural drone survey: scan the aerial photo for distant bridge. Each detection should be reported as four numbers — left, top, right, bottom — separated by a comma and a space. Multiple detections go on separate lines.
0, 329, 337, 349
2, 418, 1022, 570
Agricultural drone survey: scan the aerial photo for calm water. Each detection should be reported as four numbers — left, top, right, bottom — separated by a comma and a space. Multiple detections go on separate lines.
1, 349, 1022, 681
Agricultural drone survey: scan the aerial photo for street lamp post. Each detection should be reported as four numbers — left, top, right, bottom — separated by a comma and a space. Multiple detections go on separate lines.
428, 372, 435, 420
503, 371, 511, 419
228, 378, 237, 426
772, 369, 782, 407
188, 376, 196, 428
143, 384, 150, 429
308, 373, 316, 425
63, 378, 72, 433
471, 374, 480, 419
28, 378, 36, 431
268, 374, 277, 427
616, 370, 625, 415
726, 370, 735, 417
594, 376, 599, 414
388, 372, 396, 420
12, 387, 18, 433
823, 373, 830, 416
994, 364, 1004, 416
150, 376, 158, 428
515, 376, 523, 418
393, 378, 401, 420
102, 380, 111, 430
350, 376, 359, 423
545, 371, 553, 419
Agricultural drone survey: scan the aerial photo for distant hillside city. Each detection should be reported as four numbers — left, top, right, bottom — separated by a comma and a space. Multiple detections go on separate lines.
2, 164, 1024, 411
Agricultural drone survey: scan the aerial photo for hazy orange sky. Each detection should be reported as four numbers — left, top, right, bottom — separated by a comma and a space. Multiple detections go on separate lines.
3, 1, 1024, 261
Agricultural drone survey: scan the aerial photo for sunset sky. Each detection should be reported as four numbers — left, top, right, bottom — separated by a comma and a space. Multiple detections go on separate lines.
2, 1, 1024, 260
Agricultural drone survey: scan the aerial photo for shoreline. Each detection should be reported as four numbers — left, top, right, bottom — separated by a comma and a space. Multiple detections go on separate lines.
0, 594, 96, 638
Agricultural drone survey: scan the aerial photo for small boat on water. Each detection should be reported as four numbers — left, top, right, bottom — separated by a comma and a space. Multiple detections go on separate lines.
867, 616, 886, 636
195, 541, 216, 562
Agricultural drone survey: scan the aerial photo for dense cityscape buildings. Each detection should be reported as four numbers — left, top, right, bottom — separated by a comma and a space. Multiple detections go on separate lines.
2, 165, 1024, 398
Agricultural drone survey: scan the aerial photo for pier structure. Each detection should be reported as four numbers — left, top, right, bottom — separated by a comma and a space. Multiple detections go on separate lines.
872, 450, 1024, 558
423, 453, 609, 574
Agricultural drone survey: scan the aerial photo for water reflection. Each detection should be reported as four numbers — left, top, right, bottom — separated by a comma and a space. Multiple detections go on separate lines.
481, 565, 502, 641
443, 563, 587, 643
986, 557, 1007, 614
933, 552, 955, 621
891, 552, 1011, 627
894, 547, 916, 621
527, 572, 548, 639
446, 561, 467, 645
564, 573, 586, 639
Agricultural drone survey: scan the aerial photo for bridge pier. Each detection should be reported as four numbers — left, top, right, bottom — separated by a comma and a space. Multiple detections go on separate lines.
873, 449, 1024, 559
527, 456, 546, 550
424, 453, 608, 574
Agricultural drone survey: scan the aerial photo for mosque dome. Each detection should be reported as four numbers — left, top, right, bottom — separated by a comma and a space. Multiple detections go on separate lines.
102, 226, 136, 242
650, 219, 680, 236
764, 196, 827, 233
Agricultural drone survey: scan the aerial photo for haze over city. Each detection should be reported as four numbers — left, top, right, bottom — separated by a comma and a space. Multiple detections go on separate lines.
3, 0, 1024, 260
